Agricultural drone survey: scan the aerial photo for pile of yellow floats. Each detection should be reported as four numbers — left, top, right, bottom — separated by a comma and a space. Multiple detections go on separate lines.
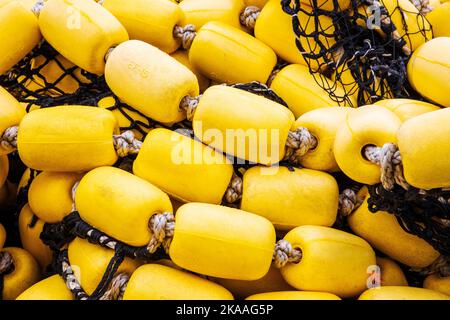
0, 0, 449, 301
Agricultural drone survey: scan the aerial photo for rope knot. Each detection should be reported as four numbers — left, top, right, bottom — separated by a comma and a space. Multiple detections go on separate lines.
179, 95, 201, 121
1, 126, 19, 152
240, 6, 261, 29
224, 173, 243, 204
284, 127, 317, 164
273, 239, 302, 269
113, 130, 142, 158
173, 24, 197, 50
338, 188, 358, 217
147, 212, 175, 254
99, 273, 129, 300
0, 251, 14, 275
364, 143, 409, 190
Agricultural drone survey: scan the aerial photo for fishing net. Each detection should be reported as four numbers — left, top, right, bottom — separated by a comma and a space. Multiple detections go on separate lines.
280, 0, 433, 107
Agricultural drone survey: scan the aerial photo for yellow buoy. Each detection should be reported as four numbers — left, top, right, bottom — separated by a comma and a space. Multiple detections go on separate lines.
358, 286, 450, 300
133, 128, 233, 204
0, 86, 26, 155
28, 171, 83, 223
17, 106, 119, 172
75, 166, 172, 247
427, 3, 450, 37
213, 263, 295, 299
293, 107, 351, 172
397, 108, 450, 189
376, 257, 408, 286
348, 189, 439, 268
189, 21, 277, 84
170, 50, 210, 92
169, 203, 276, 280
123, 264, 234, 300
102, 0, 184, 53
407, 37, 450, 107
180, 0, 245, 30
0, 1, 41, 75
1, 247, 40, 300
241, 166, 339, 230
38, 0, 129, 74
333, 105, 402, 185
105, 40, 199, 123
16, 275, 73, 300
280, 225, 376, 298
68, 237, 140, 296
18, 204, 53, 269
254, 0, 336, 69
423, 274, 450, 296
246, 290, 342, 300
193, 85, 294, 165
374, 99, 441, 122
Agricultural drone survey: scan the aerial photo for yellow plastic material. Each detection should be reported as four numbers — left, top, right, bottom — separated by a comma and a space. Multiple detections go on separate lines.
374, 99, 440, 122
133, 128, 233, 204
333, 105, 402, 185
28, 171, 83, 223
397, 108, 450, 189
0, 1, 41, 75
269, 64, 355, 118
407, 37, 450, 107
0, 155, 8, 187
17, 106, 118, 172
189, 21, 277, 84
423, 274, 450, 296
169, 203, 276, 280
105, 40, 199, 123
246, 291, 342, 300
348, 190, 439, 268
301, 0, 350, 11
180, 0, 245, 30
280, 225, 376, 298
427, 3, 450, 37
170, 50, 210, 92
244, 0, 268, 8
293, 107, 351, 171
358, 286, 450, 300
254, 0, 335, 69
17, 168, 37, 195
97, 96, 151, 140
2, 247, 40, 300
103, 0, 183, 53
382, 0, 432, 51
38, 0, 129, 75
16, 275, 73, 300
18, 204, 53, 269
75, 166, 172, 247
23, 55, 89, 96
376, 257, 408, 286
0, 223, 5, 250
123, 264, 234, 300
213, 264, 294, 299
241, 166, 339, 230
0, 86, 26, 155
193, 85, 295, 165
68, 237, 140, 296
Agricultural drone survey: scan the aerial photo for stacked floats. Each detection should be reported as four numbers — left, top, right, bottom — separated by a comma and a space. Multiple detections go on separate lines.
0, 0, 449, 300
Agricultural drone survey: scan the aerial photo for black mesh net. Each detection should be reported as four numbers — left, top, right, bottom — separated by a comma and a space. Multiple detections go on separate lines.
280, 0, 433, 107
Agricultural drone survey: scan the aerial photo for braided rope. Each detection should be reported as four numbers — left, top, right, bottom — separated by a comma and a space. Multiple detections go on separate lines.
273, 239, 302, 269
31, 0, 45, 16
0, 126, 18, 152
364, 143, 409, 190
113, 130, 142, 157
99, 273, 129, 300
284, 127, 318, 164
224, 173, 243, 204
147, 212, 175, 254
338, 188, 358, 217
173, 24, 197, 50
240, 6, 261, 29
179, 95, 201, 121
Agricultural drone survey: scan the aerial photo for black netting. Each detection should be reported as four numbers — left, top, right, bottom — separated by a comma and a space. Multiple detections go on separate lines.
280, 0, 433, 107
